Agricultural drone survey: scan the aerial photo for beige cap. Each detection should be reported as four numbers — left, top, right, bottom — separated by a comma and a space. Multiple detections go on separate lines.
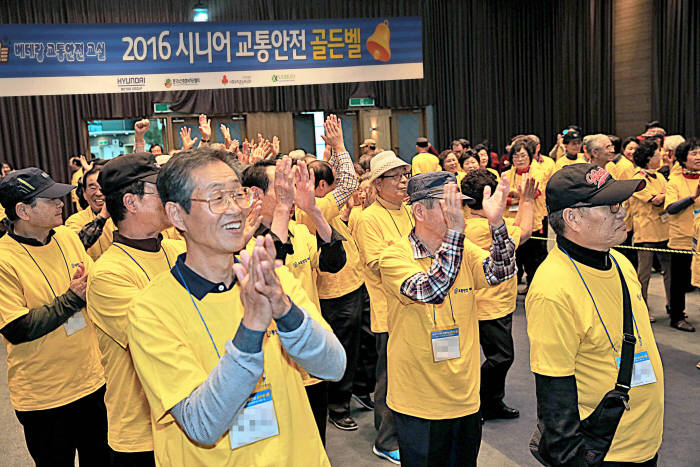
369, 150, 410, 182
360, 138, 376, 148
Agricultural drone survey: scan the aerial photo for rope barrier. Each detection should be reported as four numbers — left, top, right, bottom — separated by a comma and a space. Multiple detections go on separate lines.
529, 235, 698, 255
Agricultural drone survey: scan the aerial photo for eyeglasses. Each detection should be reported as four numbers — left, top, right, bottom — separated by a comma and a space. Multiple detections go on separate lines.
190, 188, 254, 214
379, 170, 412, 181
572, 202, 622, 214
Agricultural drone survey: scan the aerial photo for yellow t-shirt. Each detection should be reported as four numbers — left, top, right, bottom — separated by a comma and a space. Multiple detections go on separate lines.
65, 207, 116, 261
379, 234, 490, 419
526, 247, 664, 463
532, 155, 556, 186
606, 156, 636, 181
87, 239, 186, 452
294, 195, 364, 299
0, 226, 104, 411
412, 153, 441, 175
691, 216, 700, 287
555, 153, 587, 171
161, 226, 185, 241
630, 171, 669, 244
0, 204, 5, 221
502, 166, 545, 231
465, 217, 522, 320
354, 199, 414, 332
128, 265, 329, 467
664, 173, 700, 250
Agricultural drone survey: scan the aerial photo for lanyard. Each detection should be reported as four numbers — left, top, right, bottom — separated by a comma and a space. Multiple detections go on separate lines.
18, 237, 71, 299
113, 243, 172, 281
562, 249, 642, 352
175, 264, 222, 359
378, 198, 413, 235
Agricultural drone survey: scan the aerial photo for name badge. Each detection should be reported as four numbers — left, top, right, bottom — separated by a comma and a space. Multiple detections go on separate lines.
659, 212, 670, 223
64, 311, 87, 336
616, 351, 657, 388
230, 387, 279, 449
508, 204, 519, 212
431, 327, 460, 362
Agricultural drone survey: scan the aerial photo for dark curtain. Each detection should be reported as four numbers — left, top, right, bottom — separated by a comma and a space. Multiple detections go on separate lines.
652, 0, 700, 137
0, 0, 614, 184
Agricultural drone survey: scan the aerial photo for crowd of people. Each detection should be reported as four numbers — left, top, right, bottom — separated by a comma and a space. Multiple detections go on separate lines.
0, 114, 694, 466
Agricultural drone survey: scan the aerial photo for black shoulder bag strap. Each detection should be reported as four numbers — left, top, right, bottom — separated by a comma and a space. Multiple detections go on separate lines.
577, 257, 636, 465
530, 256, 636, 466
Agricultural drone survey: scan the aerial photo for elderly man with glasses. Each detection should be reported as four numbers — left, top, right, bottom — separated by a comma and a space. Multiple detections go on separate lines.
526, 164, 664, 466
354, 150, 414, 464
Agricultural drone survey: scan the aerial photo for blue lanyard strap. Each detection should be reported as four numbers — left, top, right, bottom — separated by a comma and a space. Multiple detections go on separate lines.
561, 249, 641, 352
113, 243, 173, 282
175, 264, 221, 359
17, 237, 71, 300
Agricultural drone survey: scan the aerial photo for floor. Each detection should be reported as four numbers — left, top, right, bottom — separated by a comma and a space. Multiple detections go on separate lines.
0, 272, 698, 466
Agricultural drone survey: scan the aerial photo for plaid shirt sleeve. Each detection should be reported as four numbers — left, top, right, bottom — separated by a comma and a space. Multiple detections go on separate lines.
329, 150, 359, 210
482, 221, 517, 285
400, 229, 465, 304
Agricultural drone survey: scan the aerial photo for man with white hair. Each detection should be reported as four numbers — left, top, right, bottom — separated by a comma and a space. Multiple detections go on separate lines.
661, 135, 685, 178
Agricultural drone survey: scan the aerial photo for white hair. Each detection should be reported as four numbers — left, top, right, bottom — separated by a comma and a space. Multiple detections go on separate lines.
663, 135, 686, 153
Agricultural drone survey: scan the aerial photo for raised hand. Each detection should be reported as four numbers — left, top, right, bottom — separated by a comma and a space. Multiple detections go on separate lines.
242, 139, 251, 157
79, 155, 93, 172
134, 119, 150, 139
243, 199, 262, 245
255, 234, 291, 318
231, 139, 240, 154
483, 176, 510, 226
320, 114, 345, 152
234, 239, 272, 332
271, 136, 280, 157
198, 114, 211, 141
69, 263, 88, 301
220, 124, 232, 149
294, 160, 317, 213
439, 182, 465, 232
251, 144, 266, 163
180, 127, 197, 150
518, 173, 539, 202
274, 157, 296, 209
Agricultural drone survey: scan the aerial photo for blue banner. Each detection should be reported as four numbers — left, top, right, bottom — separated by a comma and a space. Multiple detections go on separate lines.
0, 17, 423, 96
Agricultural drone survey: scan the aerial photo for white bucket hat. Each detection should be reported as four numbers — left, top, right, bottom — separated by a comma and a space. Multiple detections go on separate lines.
369, 150, 410, 182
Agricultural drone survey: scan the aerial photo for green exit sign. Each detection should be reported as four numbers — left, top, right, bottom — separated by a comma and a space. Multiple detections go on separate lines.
98, 140, 109, 146
153, 103, 172, 113
349, 97, 375, 107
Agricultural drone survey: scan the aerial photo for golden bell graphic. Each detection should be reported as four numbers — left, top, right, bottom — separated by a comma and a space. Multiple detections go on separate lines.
366, 20, 391, 62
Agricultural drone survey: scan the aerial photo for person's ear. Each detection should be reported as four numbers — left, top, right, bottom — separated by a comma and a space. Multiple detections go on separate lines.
122, 192, 139, 215
562, 207, 583, 233
251, 186, 264, 201
15, 202, 31, 221
165, 201, 187, 233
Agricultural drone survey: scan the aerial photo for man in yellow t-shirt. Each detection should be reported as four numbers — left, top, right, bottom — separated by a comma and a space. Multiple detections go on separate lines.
87, 153, 185, 465
526, 163, 663, 464
379, 171, 515, 465
462, 168, 536, 421
242, 156, 347, 444
128, 148, 345, 466
0, 168, 108, 465
412, 137, 441, 175
69, 155, 83, 211
354, 150, 413, 463
65, 165, 116, 260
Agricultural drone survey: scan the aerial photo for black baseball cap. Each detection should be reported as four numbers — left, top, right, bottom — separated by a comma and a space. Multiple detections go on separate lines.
562, 130, 582, 144
416, 137, 429, 147
408, 171, 472, 204
0, 167, 74, 210
99, 153, 160, 196
546, 163, 645, 214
